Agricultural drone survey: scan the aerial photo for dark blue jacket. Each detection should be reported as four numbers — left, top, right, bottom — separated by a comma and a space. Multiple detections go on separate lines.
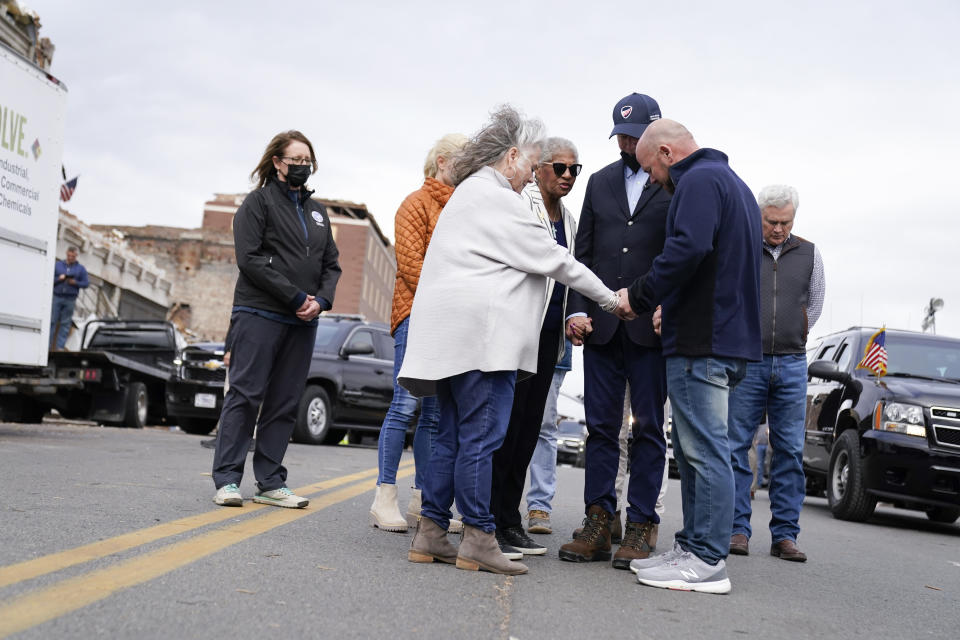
52, 259, 90, 298
626, 148, 762, 361
566, 158, 671, 347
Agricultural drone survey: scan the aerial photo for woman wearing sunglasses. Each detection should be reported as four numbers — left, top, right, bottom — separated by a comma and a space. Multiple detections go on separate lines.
212, 130, 341, 510
488, 138, 584, 557
398, 107, 621, 575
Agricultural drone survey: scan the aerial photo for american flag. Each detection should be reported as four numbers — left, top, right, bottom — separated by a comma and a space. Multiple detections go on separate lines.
60, 176, 78, 202
856, 328, 887, 377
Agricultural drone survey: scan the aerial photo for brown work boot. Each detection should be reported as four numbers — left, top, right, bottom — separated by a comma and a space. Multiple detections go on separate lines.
456, 525, 528, 575
408, 517, 458, 565
611, 521, 658, 570
571, 509, 623, 544
559, 505, 613, 562
729, 533, 749, 556
770, 539, 807, 562
527, 509, 552, 534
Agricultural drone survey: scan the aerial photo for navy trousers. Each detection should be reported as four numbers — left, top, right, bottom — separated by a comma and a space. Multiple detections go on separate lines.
583, 324, 667, 524
213, 312, 316, 491
490, 328, 560, 530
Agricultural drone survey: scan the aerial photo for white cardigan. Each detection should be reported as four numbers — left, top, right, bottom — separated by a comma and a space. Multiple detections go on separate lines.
398, 166, 614, 397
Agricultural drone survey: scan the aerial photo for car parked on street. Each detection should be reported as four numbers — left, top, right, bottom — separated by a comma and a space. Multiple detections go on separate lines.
805, 327, 960, 524
166, 342, 226, 435
292, 314, 402, 445
556, 419, 587, 467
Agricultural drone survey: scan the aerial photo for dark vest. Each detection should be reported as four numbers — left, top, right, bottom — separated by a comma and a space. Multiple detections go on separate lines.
760, 235, 814, 354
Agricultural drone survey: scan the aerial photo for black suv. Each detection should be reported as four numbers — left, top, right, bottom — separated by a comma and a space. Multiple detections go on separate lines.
167, 342, 226, 435
292, 314, 399, 445
805, 327, 960, 524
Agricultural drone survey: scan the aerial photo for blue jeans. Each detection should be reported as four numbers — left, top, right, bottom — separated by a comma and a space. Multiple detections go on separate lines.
667, 355, 746, 564
421, 370, 517, 533
50, 295, 76, 349
526, 369, 567, 513
376, 317, 439, 488
728, 354, 807, 542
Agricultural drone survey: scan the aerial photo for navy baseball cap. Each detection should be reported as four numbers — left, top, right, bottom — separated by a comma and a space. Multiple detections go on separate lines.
609, 93, 661, 139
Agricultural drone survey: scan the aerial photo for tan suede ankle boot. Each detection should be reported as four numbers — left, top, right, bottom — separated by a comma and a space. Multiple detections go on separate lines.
408, 516, 458, 564
456, 525, 528, 575
369, 483, 408, 532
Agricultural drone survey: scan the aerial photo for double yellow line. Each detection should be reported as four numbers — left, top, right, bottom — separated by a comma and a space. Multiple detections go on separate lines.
0, 462, 413, 638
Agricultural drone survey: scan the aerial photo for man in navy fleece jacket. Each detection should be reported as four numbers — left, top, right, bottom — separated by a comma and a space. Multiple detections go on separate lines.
616, 119, 761, 595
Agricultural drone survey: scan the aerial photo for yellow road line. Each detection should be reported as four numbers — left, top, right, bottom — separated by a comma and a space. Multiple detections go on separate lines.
0, 461, 412, 589
0, 465, 414, 639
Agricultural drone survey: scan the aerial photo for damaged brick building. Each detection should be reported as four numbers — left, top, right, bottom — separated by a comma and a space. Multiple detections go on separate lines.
92, 194, 396, 341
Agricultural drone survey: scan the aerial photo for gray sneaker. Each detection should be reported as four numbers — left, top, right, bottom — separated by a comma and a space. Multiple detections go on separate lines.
214, 483, 242, 507
253, 487, 309, 508
634, 551, 731, 594
630, 540, 684, 572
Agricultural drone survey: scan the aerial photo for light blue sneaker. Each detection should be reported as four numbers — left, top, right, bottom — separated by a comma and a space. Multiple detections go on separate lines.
630, 540, 685, 572
634, 551, 731, 594
214, 483, 242, 507
253, 487, 308, 509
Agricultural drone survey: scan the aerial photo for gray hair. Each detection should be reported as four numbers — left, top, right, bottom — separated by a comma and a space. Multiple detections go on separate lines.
540, 137, 578, 163
449, 105, 545, 186
757, 184, 799, 212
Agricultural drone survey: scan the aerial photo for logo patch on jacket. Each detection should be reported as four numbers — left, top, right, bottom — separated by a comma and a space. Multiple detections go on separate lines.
311, 211, 325, 227
621, 105, 633, 119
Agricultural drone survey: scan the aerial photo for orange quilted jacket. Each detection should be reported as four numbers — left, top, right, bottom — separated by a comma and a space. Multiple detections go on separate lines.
390, 177, 454, 334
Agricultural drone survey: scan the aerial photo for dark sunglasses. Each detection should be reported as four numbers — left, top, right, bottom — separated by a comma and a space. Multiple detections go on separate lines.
541, 162, 582, 178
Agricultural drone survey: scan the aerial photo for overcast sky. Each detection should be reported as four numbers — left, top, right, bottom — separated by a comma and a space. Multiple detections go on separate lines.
35, 0, 960, 351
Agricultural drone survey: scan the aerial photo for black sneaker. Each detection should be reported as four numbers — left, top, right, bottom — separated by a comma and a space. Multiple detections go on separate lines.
500, 525, 548, 555
494, 529, 525, 560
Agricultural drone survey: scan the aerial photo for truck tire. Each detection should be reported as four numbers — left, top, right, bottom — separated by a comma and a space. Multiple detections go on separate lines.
827, 429, 877, 521
124, 382, 148, 429
178, 417, 217, 435
925, 506, 960, 524
293, 385, 343, 445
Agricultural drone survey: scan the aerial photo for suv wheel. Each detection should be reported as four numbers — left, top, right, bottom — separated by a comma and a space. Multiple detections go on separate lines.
925, 506, 960, 524
293, 385, 344, 445
827, 429, 877, 521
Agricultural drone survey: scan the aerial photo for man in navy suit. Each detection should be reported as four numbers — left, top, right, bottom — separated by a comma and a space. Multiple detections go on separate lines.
558, 94, 671, 570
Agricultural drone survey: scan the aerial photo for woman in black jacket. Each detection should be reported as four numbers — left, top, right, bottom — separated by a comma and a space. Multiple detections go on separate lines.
212, 130, 341, 509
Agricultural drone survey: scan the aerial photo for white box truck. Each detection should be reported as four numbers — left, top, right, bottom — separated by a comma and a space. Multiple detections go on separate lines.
0, 41, 68, 367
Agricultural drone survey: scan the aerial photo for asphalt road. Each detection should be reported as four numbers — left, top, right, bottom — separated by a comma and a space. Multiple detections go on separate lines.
1, 418, 958, 640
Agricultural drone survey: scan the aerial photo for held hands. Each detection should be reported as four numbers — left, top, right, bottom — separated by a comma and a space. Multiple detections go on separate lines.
565, 316, 593, 346
613, 288, 636, 321
652, 305, 662, 336
296, 295, 322, 321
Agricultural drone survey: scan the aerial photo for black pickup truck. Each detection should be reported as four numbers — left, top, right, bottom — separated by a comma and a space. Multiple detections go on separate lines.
0, 320, 225, 431
805, 327, 960, 524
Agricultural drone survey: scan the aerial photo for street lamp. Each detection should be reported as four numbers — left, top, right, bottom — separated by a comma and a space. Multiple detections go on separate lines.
922, 298, 944, 334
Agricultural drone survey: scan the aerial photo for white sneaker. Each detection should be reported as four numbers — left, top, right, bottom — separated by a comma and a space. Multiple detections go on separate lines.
253, 487, 309, 508
634, 551, 731, 594
214, 483, 242, 507
630, 540, 685, 572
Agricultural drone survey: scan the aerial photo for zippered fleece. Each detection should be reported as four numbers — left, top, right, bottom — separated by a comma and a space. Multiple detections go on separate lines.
232, 178, 342, 315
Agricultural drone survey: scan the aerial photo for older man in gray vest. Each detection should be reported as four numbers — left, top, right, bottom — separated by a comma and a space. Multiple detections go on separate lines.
727, 184, 825, 562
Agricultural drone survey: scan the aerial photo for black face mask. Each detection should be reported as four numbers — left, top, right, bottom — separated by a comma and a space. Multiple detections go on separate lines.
620, 150, 641, 173
284, 164, 311, 188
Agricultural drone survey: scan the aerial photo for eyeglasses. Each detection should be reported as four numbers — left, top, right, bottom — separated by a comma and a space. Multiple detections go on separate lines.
280, 156, 312, 166
540, 162, 582, 178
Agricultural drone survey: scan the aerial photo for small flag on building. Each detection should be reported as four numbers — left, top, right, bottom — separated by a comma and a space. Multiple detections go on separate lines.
856, 327, 887, 377
60, 176, 78, 202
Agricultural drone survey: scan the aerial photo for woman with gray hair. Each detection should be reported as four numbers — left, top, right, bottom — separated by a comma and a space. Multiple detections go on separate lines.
399, 106, 622, 575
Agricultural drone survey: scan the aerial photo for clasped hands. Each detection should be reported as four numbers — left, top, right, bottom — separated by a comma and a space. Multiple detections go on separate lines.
296, 294, 322, 321
566, 292, 662, 344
